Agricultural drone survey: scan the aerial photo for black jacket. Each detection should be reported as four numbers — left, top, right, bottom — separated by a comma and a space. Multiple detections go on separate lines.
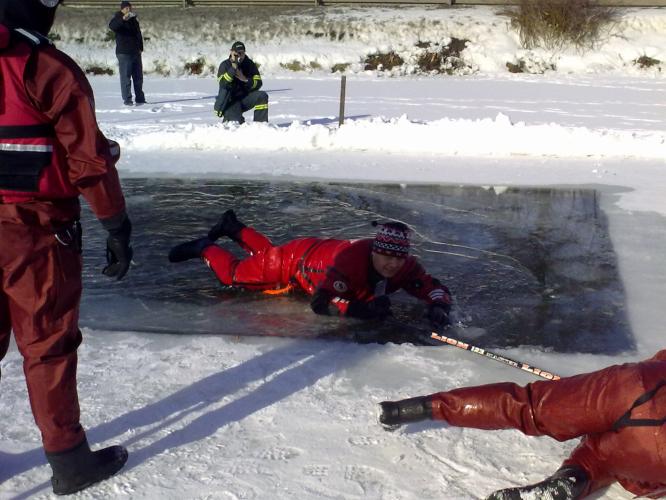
108, 12, 143, 55
214, 56, 263, 112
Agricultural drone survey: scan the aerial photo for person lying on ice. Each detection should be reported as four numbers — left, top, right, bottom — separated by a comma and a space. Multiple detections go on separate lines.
379, 350, 666, 500
168, 209, 452, 326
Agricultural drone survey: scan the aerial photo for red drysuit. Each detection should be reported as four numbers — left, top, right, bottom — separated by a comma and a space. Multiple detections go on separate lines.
201, 226, 451, 315
428, 350, 666, 498
0, 27, 126, 452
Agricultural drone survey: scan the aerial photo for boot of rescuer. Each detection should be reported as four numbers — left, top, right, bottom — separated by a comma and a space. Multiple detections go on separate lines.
485, 465, 589, 500
45, 438, 128, 495
379, 396, 433, 428
208, 209, 246, 242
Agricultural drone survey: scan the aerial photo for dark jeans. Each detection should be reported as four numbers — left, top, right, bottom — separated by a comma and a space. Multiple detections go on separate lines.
223, 90, 268, 123
117, 52, 145, 104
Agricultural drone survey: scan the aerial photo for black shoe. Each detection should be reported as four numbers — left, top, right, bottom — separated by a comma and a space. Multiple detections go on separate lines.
379, 396, 432, 428
168, 237, 213, 263
486, 466, 589, 500
123, 100, 133, 106
135, 100, 146, 106
208, 209, 246, 242
46, 438, 128, 496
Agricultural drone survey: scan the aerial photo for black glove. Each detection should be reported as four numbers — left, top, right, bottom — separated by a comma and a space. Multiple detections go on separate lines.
427, 302, 451, 330
347, 295, 392, 320
101, 212, 132, 280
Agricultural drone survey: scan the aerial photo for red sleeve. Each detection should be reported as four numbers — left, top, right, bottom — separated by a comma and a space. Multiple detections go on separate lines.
398, 257, 452, 306
315, 240, 373, 315
24, 45, 126, 221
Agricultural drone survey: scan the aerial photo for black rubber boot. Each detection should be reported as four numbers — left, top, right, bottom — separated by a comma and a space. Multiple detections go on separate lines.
45, 438, 128, 496
168, 237, 214, 263
208, 209, 246, 242
379, 396, 433, 428
486, 465, 589, 500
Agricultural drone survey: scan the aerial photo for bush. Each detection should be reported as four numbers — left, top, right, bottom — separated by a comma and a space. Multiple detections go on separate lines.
331, 63, 350, 73
152, 60, 171, 77
416, 38, 470, 74
506, 57, 556, 74
184, 57, 206, 75
634, 55, 660, 69
364, 51, 404, 71
85, 65, 113, 76
505, 0, 617, 51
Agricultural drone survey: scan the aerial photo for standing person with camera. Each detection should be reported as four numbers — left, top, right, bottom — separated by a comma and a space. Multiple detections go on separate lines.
214, 41, 268, 123
1, 0, 133, 494
109, 1, 145, 106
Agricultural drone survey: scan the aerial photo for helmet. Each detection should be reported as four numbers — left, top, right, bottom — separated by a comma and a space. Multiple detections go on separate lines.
0, 0, 61, 36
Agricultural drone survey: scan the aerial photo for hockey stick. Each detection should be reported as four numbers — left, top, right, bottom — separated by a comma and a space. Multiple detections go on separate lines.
426, 330, 561, 380
386, 317, 560, 380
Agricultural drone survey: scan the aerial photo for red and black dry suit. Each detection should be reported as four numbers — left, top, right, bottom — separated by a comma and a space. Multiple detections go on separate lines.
202, 226, 451, 318
0, 27, 126, 453
427, 350, 666, 498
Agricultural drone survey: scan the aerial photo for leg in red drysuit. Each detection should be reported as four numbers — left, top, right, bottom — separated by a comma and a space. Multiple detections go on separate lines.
202, 227, 284, 289
0, 219, 86, 453
0, 292, 10, 381
427, 359, 666, 496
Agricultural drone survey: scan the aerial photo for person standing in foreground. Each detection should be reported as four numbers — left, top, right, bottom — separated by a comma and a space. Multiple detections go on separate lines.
379, 351, 666, 499
0, 0, 133, 494
214, 41, 268, 123
108, 0, 145, 106
169, 209, 452, 327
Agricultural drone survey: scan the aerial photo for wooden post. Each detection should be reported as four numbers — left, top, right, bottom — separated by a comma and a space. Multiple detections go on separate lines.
338, 75, 346, 127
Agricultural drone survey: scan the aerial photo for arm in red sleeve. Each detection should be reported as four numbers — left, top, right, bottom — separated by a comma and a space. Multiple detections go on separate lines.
400, 259, 452, 307
24, 45, 126, 221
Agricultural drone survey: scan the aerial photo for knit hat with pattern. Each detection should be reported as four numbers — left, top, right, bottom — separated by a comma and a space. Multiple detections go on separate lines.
372, 221, 410, 257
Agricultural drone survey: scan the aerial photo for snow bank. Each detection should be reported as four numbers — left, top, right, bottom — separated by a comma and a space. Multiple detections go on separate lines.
111, 112, 666, 159
54, 5, 666, 77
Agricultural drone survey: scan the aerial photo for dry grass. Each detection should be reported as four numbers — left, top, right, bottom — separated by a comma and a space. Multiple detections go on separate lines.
505, 0, 618, 51
280, 60, 306, 71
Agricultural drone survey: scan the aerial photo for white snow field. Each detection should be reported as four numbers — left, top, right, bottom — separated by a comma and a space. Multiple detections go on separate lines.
1, 5, 665, 500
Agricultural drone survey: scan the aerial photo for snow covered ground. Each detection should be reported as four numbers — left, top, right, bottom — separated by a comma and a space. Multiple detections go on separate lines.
1, 6, 666, 500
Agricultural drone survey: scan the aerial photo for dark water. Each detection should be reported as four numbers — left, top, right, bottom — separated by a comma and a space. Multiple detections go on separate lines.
79, 179, 633, 354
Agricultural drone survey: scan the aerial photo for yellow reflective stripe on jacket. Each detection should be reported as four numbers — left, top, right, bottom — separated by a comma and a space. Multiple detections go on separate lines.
217, 72, 233, 83
251, 74, 261, 90
254, 104, 268, 110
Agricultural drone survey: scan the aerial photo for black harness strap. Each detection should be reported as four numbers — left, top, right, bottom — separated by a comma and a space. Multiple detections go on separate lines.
296, 240, 324, 289
612, 379, 666, 431
0, 124, 54, 138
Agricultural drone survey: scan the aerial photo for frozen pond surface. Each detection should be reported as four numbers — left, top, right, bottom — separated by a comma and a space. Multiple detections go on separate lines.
80, 179, 632, 354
